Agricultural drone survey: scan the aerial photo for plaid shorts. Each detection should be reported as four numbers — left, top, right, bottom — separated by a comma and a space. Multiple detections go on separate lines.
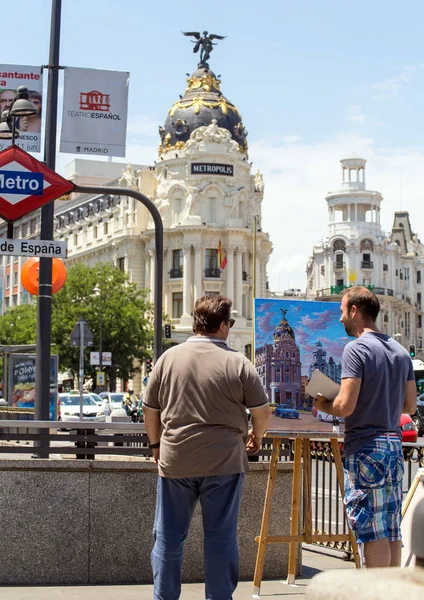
343, 434, 404, 544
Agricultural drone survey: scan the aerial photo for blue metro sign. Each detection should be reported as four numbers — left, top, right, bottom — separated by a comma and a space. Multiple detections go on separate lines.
0, 170, 44, 196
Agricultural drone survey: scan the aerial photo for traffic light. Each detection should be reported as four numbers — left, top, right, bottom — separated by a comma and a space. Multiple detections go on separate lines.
146, 358, 153, 374
409, 345, 416, 358
164, 324, 172, 339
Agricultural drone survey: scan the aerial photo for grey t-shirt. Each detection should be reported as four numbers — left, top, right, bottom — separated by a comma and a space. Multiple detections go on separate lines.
341, 332, 414, 455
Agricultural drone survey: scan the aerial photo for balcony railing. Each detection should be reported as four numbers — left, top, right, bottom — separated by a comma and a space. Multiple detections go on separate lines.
333, 262, 345, 270
204, 268, 221, 278
361, 261, 373, 269
169, 268, 183, 279
242, 271, 248, 281
316, 285, 394, 297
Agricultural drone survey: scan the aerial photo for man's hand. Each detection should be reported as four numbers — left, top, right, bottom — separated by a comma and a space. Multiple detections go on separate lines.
152, 447, 160, 464
313, 393, 334, 414
246, 428, 262, 454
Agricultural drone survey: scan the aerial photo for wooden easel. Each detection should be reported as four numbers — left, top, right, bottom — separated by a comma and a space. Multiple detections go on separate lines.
252, 433, 361, 597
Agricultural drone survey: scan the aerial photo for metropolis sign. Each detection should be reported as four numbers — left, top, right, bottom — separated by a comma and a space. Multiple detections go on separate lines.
191, 163, 234, 176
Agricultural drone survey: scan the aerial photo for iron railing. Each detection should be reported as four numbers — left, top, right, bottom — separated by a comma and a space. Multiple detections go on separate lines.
0, 421, 421, 560
169, 268, 183, 278
204, 268, 221, 278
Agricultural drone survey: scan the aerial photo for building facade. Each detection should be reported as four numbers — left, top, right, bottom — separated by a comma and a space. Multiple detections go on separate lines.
306, 157, 424, 356
0, 57, 273, 391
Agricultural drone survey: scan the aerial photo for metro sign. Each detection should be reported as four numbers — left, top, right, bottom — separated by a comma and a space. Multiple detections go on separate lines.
0, 146, 74, 222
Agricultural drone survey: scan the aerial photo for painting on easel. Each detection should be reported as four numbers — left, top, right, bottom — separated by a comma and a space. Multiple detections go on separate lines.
254, 298, 349, 410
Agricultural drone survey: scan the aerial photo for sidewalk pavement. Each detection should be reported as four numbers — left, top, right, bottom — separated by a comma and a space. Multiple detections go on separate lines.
1, 547, 356, 599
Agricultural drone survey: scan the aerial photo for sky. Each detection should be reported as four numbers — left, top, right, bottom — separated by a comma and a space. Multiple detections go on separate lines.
3, 0, 424, 291
255, 299, 349, 375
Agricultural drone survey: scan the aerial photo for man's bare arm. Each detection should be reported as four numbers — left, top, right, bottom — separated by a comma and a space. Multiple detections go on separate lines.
143, 406, 161, 444
246, 404, 272, 453
403, 380, 417, 415
314, 377, 361, 418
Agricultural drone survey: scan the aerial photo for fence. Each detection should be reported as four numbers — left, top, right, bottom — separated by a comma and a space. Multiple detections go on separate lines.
0, 420, 422, 559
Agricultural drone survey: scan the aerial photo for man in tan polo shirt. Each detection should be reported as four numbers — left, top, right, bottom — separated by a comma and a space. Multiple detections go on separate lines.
143, 295, 271, 600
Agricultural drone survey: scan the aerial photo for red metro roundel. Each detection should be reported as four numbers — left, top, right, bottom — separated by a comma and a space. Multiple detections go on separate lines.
0, 145, 74, 222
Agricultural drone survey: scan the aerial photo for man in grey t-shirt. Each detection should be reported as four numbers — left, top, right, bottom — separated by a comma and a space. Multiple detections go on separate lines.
314, 286, 416, 569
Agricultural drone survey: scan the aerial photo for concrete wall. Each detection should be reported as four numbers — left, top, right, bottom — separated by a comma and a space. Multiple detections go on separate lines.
0, 459, 299, 585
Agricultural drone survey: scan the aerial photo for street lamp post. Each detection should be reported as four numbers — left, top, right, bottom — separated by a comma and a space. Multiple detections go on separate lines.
94, 286, 103, 391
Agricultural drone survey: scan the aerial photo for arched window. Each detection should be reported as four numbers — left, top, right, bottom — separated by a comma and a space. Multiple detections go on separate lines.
208, 197, 217, 223
172, 198, 182, 224
360, 239, 374, 252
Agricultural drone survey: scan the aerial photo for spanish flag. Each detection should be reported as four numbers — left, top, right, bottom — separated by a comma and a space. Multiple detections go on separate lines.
218, 240, 227, 270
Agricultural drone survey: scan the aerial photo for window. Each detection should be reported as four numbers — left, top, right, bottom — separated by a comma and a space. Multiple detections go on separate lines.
383, 264, 388, 272
335, 253, 344, 267
276, 367, 281, 383
418, 315, 422, 329
320, 265, 325, 276
6, 275, 10, 288
418, 293, 422, 304
30, 219, 36, 234
13, 271, 18, 286
172, 292, 183, 318
418, 271, 422, 284
205, 249, 219, 277
12, 294, 17, 306
73, 234, 78, 246
336, 278, 344, 287
405, 267, 410, 281
171, 249, 183, 278
208, 197, 217, 222
5, 297, 9, 309
172, 198, 182, 224
104, 222, 108, 235
117, 257, 125, 272
244, 344, 252, 360
22, 223, 28, 237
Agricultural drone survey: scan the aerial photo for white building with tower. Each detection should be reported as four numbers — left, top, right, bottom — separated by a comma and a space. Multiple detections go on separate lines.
307, 157, 424, 356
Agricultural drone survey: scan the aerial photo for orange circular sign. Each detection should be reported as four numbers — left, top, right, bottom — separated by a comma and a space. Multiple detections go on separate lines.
21, 258, 67, 296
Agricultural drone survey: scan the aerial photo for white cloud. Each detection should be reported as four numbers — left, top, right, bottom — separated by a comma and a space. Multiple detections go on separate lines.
372, 65, 416, 99
348, 105, 366, 125
250, 133, 424, 292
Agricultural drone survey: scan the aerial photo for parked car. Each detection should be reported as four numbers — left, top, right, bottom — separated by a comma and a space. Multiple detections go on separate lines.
58, 393, 106, 422
400, 413, 418, 443
411, 393, 424, 436
275, 404, 299, 419
269, 403, 279, 413
99, 392, 126, 411
89, 392, 103, 407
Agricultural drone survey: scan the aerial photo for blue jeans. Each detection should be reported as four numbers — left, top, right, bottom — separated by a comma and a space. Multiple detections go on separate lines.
152, 473, 245, 600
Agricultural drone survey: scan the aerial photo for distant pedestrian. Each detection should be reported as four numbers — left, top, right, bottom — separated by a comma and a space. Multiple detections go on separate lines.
314, 286, 416, 568
143, 295, 271, 599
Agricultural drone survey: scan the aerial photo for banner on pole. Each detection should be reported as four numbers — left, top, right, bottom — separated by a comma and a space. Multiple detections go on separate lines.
0, 65, 43, 153
60, 67, 129, 158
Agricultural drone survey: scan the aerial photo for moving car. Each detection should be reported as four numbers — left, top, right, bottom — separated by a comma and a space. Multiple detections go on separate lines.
275, 404, 299, 419
400, 413, 418, 443
58, 393, 106, 422
269, 403, 279, 413
317, 410, 345, 423
411, 393, 424, 436
99, 392, 126, 411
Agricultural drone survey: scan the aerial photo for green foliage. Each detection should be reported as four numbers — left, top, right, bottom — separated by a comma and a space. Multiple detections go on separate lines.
51, 263, 153, 382
0, 304, 37, 345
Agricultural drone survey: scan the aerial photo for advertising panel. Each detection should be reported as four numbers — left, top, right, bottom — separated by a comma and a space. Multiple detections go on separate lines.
60, 67, 129, 157
8, 354, 59, 420
0, 64, 43, 153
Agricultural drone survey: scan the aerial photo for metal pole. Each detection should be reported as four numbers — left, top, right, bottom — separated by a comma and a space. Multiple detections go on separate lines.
251, 215, 257, 362
73, 185, 164, 362
34, 0, 61, 450
79, 319, 84, 420
99, 292, 103, 391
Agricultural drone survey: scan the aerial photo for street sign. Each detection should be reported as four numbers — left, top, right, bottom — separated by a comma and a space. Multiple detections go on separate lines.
70, 318, 94, 347
0, 238, 67, 258
90, 351, 112, 366
96, 372, 105, 386
0, 145, 75, 222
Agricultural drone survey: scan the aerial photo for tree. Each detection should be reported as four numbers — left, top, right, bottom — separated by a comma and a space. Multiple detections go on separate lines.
51, 263, 154, 385
0, 304, 37, 345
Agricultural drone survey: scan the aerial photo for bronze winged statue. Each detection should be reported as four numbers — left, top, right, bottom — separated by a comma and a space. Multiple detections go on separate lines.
182, 31, 226, 66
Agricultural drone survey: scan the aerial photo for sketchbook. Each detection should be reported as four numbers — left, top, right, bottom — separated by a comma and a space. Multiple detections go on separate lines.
305, 369, 341, 401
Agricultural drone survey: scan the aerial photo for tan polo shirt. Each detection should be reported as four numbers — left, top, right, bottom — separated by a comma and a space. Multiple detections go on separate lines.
143, 336, 269, 478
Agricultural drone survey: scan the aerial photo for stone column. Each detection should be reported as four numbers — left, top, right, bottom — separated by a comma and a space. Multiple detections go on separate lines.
347, 204, 351, 221
256, 257, 261, 297
354, 203, 358, 221
226, 246, 234, 301
149, 249, 155, 304
182, 246, 192, 316
194, 246, 202, 301
144, 250, 150, 298
236, 249, 243, 315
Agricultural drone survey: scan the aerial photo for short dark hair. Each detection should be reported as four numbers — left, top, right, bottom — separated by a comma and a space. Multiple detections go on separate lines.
343, 286, 380, 321
192, 295, 232, 334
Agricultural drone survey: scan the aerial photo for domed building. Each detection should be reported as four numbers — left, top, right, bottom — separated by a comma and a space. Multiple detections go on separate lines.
255, 310, 302, 407
141, 48, 272, 352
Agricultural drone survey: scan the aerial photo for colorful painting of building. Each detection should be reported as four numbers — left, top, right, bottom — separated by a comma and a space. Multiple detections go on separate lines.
254, 298, 348, 408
